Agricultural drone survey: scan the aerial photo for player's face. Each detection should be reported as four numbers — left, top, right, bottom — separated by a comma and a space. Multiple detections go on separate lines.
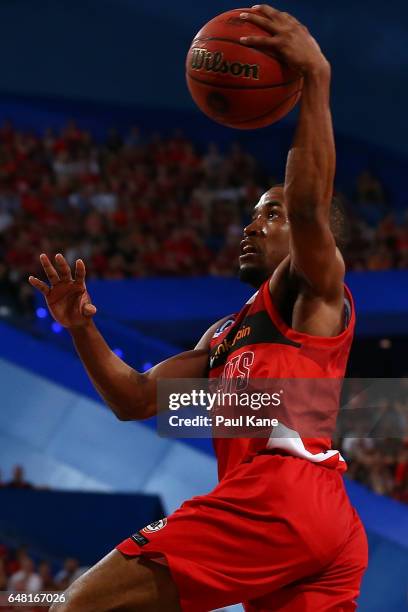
239, 187, 290, 287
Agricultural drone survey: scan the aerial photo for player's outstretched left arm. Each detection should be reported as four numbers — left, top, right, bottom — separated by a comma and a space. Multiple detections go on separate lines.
29, 254, 229, 421
240, 5, 344, 299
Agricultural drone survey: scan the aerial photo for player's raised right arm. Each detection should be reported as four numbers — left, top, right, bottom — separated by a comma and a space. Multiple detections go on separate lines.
29, 255, 220, 421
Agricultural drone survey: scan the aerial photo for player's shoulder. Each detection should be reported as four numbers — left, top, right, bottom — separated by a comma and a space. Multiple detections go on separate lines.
195, 314, 235, 350
211, 290, 259, 337
196, 290, 259, 351
212, 315, 236, 339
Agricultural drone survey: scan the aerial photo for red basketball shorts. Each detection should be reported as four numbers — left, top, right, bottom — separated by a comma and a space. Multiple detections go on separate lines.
117, 453, 368, 611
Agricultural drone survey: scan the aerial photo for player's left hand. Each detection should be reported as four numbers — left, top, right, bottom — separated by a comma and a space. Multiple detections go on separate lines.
239, 5, 329, 76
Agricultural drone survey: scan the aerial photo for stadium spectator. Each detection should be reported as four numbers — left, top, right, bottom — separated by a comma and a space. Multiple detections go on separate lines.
394, 444, 408, 503
38, 561, 56, 591
5, 465, 33, 489
0, 558, 6, 591
365, 449, 395, 496
201, 142, 224, 179
0, 544, 87, 596
8, 556, 42, 592
54, 558, 82, 590
3, 546, 28, 577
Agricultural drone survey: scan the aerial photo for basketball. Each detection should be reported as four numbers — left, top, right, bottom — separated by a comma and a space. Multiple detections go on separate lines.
185, 8, 303, 129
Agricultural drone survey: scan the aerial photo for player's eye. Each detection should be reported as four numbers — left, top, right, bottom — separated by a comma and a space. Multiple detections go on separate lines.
268, 211, 278, 220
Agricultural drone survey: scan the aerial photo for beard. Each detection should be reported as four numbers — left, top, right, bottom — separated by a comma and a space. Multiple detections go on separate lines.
239, 263, 270, 288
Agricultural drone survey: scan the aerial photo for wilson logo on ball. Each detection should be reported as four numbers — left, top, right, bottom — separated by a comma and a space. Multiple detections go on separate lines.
190, 48, 260, 80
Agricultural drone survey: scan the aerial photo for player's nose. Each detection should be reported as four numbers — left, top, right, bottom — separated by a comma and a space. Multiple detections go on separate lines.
244, 217, 263, 236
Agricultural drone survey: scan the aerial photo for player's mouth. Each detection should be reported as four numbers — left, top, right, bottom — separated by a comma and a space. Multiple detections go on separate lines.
239, 239, 261, 261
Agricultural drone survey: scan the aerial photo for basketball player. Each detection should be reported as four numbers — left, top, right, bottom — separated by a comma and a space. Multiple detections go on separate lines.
29, 5, 368, 611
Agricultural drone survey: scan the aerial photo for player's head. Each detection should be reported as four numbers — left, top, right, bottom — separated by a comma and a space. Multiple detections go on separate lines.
239, 185, 347, 287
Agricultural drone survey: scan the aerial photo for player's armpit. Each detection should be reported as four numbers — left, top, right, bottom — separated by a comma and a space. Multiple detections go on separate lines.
131, 315, 233, 420
137, 349, 210, 420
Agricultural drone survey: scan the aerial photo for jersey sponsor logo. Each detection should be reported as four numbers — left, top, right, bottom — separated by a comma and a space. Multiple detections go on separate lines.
142, 518, 167, 533
212, 318, 235, 339
233, 324, 251, 344
211, 324, 252, 365
209, 311, 301, 371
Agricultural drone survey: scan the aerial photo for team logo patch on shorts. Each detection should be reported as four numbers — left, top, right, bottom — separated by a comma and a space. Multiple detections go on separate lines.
142, 518, 167, 533
131, 531, 149, 546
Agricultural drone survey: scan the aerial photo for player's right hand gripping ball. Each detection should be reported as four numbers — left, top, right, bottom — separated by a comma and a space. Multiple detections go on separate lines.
186, 8, 303, 129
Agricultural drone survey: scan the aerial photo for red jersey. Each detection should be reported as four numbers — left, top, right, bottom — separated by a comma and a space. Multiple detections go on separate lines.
209, 279, 355, 480
118, 282, 368, 612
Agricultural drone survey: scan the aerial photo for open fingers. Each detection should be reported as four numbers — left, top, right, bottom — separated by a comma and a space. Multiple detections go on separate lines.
252, 4, 281, 18
240, 34, 283, 51
40, 254, 60, 286
241, 5, 300, 35
240, 9, 280, 35
54, 253, 73, 282
28, 276, 50, 296
254, 5, 298, 22
75, 259, 86, 283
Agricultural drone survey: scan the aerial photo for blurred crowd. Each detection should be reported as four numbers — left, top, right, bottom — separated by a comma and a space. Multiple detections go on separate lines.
0, 467, 86, 610
0, 119, 407, 318
335, 379, 408, 503
343, 438, 408, 503
345, 170, 408, 271
0, 542, 86, 610
0, 120, 407, 507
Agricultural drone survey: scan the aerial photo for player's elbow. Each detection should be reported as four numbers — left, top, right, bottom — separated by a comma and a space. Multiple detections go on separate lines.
112, 408, 134, 421
107, 403, 133, 421
109, 400, 156, 422
104, 396, 136, 420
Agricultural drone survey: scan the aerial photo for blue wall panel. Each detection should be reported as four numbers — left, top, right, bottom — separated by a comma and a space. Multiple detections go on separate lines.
359, 534, 408, 612
0, 356, 218, 511
0, 488, 164, 565
84, 273, 408, 340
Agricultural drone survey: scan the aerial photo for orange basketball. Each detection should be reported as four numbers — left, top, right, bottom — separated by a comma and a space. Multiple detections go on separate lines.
185, 8, 303, 129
